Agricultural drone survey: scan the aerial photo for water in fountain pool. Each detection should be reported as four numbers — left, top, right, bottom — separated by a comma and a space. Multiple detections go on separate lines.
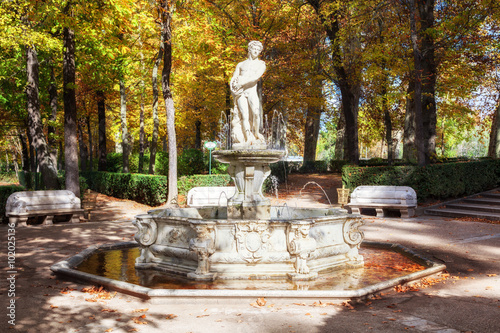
75, 246, 426, 291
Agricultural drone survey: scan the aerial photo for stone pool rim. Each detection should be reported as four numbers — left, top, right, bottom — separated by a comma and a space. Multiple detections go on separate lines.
50, 240, 446, 300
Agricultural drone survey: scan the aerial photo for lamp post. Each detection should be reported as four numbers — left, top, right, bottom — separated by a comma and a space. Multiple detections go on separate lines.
204, 141, 217, 175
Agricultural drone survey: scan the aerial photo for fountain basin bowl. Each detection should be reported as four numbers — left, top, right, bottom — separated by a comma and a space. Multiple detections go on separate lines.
133, 206, 364, 281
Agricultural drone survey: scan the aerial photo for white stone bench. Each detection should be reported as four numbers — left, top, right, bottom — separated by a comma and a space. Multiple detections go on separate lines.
6, 190, 84, 226
187, 186, 236, 207
346, 185, 417, 218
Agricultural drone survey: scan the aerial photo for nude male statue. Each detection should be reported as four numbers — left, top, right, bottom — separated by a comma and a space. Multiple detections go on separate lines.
230, 41, 266, 147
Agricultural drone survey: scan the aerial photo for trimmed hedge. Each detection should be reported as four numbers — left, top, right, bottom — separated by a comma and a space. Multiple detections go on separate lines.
342, 159, 500, 201
298, 160, 329, 173
1, 185, 25, 223
82, 171, 169, 206
82, 171, 231, 206
178, 174, 232, 195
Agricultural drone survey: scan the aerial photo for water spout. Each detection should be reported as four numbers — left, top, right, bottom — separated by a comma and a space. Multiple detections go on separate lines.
218, 191, 228, 207
299, 181, 333, 206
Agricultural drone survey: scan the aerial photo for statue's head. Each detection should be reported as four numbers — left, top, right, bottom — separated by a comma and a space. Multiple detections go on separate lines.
248, 40, 263, 53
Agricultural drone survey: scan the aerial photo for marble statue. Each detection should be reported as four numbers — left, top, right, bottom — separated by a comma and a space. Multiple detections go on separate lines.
230, 41, 266, 149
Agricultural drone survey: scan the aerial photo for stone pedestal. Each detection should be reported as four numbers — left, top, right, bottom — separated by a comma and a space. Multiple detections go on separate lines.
212, 149, 285, 220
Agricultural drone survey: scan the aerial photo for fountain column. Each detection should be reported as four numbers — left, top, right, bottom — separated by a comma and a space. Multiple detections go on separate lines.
213, 150, 284, 220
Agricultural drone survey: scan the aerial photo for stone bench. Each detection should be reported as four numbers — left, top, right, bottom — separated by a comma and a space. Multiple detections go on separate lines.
187, 186, 236, 207
6, 190, 84, 226
346, 185, 417, 218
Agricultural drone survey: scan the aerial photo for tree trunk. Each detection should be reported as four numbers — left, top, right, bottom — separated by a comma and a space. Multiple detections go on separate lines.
26, 46, 59, 189
27, 129, 36, 172
335, 112, 345, 160
403, 78, 417, 162
160, 0, 178, 205
77, 120, 88, 171
48, 58, 58, 168
338, 79, 360, 164
303, 52, 323, 162
119, 80, 129, 173
63, 27, 80, 196
417, 0, 437, 163
138, 81, 145, 174
195, 120, 202, 149
409, 0, 426, 166
381, 79, 393, 165
19, 132, 30, 172
138, 50, 146, 174
303, 104, 322, 162
384, 110, 393, 165
149, 48, 162, 175
488, 100, 500, 158
87, 116, 93, 171
97, 90, 107, 171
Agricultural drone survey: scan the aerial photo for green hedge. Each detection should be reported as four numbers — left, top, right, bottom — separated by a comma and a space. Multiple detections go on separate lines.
82, 171, 231, 206
342, 159, 500, 201
298, 160, 329, 173
1, 185, 25, 223
178, 174, 232, 196
82, 171, 168, 206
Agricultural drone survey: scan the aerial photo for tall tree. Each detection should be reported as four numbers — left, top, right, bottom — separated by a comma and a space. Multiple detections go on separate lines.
97, 90, 107, 171
306, 0, 361, 164
160, 0, 178, 204
63, 24, 80, 196
149, 48, 162, 174
119, 79, 129, 173
26, 46, 59, 188
408, 0, 427, 165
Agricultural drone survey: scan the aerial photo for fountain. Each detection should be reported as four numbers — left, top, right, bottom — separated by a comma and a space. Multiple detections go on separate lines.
132, 41, 364, 282
51, 41, 446, 300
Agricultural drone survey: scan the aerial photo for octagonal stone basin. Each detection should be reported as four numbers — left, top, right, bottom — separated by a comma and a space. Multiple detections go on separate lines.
50, 206, 446, 301
132, 207, 365, 281
50, 240, 446, 301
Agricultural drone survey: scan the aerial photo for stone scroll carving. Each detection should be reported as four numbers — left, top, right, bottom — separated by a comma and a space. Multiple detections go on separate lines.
343, 218, 364, 262
343, 219, 364, 247
133, 215, 158, 264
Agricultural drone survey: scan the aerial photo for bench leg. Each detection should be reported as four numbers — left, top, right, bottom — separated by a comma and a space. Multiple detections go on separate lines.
70, 214, 81, 223
401, 208, 415, 218
43, 215, 54, 226
375, 208, 385, 217
10, 217, 28, 227
350, 207, 360, 215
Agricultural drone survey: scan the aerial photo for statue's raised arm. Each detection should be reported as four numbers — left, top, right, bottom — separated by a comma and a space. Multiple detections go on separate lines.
230, 41, 266, 149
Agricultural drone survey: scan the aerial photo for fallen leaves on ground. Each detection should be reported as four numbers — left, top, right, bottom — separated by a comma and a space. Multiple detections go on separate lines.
132, 314, 147, 324
250, 297, 267, 307
342, 301, 355, 310
60, 287, 76, 294
132, 308, 149, 313
165, 314, 177, 320
82, 286, 116, 302
453, 217, 500, 225
393, 272, 469, 293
